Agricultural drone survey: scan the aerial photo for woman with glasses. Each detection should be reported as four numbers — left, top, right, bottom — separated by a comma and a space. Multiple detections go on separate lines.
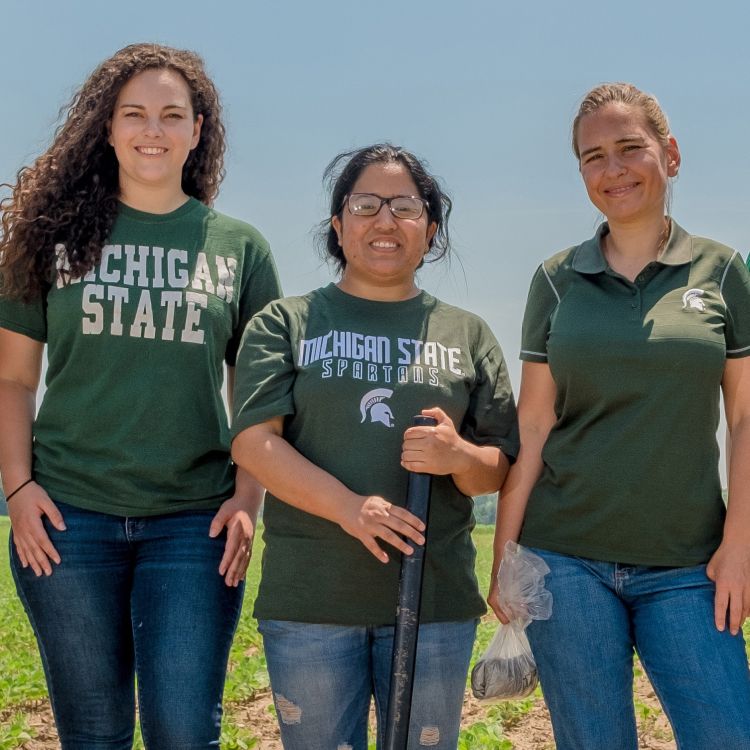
231, 143, 519, 750
0, 44, 280, 748
488, 83, 750, 750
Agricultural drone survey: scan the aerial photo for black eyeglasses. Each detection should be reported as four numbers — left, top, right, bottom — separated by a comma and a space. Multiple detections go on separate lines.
345, 193, 429, 220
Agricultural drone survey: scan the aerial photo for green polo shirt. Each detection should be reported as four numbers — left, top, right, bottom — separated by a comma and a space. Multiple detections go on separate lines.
519, 221, 750, 566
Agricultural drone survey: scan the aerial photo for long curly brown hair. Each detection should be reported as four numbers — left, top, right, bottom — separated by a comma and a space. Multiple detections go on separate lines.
0, 43, 226, 301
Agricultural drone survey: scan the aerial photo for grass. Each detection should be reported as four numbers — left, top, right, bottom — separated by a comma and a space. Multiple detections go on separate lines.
1, 518, 749, 748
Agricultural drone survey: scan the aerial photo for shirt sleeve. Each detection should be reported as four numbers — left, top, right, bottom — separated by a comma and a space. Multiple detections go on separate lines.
461, 334, 520, 463
722, 252, 750, 359
520, 263, 559, 362
231, 300, 296, 436
0, 290, 47, 342
225, 231, 282, 366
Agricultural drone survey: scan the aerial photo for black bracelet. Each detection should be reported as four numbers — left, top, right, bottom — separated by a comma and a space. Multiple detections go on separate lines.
6, 478, 33, 502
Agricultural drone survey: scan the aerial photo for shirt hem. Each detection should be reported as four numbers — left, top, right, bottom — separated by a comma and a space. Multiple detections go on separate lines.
518, 535, 715, 567
519, 351, 547, 362
40, 491, 229, 517
0, 317, 46, 342
231, 406, 295, 438
252, 604, 487, 627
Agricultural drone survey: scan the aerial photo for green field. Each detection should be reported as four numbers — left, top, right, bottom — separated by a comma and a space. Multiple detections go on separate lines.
1, 518, 748, 749
0, 520, 507, 748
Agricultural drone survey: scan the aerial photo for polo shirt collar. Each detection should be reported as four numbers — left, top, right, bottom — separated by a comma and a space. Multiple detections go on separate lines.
571, 220, 693, 275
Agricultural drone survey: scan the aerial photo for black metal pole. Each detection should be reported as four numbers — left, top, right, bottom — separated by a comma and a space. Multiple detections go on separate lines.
384, 414, 437, 750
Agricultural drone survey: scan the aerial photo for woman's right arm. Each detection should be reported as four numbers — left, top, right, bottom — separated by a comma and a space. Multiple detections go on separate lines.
0, 328, 65, 576
487, 361, 557, 621
231, 417, 426, 564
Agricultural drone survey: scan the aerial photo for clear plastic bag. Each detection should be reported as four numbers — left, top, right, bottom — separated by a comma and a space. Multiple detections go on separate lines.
471, 541, 553, 701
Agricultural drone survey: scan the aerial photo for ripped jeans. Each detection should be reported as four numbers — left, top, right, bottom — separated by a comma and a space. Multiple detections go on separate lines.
258, 618, 477, 750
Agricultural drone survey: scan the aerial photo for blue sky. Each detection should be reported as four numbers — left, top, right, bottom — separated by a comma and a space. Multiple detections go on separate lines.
1, 0, 748, 471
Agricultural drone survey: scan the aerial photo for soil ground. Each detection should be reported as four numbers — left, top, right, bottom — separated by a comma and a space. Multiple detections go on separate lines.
13, 667, 675, 749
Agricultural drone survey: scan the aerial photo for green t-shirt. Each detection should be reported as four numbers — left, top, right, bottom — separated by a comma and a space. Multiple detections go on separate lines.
232, 284, 519, 625
519, 221, 750, 566
0, 199, 281, 515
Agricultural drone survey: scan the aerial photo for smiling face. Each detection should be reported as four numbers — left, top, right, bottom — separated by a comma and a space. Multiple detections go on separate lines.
331, 161, 437, 300
576, 102, 680, 227
108, 68, 203, 206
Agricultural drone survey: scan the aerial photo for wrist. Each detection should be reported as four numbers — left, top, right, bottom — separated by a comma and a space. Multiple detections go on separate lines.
449, 439, 475, 478
718, 532, 750, 549
5, 477, 34, 502
2, 468, 33, 495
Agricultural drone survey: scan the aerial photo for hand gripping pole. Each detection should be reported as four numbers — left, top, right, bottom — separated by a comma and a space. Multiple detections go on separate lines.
384, 414, 438, 750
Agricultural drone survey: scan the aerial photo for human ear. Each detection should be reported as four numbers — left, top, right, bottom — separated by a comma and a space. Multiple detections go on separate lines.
666, 135, 681, 177
331, 214, 344, 247
425, 221, 437, 251
191, 113, 204, 150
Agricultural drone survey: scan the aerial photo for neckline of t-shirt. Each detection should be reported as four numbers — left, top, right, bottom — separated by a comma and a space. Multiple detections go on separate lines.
117, 197, 203, 224
322, 282, 433, 312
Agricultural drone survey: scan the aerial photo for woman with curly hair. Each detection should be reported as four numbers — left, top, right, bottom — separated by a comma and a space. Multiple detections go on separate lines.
0, 43, 280, 748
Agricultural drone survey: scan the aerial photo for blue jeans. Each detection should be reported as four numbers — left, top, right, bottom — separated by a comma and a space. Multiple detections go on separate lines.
258, 618, 477, 750
525, 548, 750, 750
10, 501, 244, 750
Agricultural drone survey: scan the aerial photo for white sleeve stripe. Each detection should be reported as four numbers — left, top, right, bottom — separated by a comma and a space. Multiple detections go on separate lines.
520, 349, 548, 358
541, 263, 561, 303
719, 250, 738, 306
727, 343, 750, 354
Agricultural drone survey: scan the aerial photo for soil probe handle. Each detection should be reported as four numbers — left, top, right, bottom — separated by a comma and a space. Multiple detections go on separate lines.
384, 414, 438, 750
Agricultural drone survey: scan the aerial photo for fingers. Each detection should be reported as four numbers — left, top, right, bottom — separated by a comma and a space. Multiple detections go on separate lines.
713, 583, 749, 635
491, 603, 511, 625
15, 529, 58, 577
720, 584, 750, 636
728, 591, 743, 635
401, 434, 437, 473
383, 504, 426, 542
376, 527, 415, 558
360, 535, 390, 564
209, 507, 228, 538
218, 530, 239, 575
404, 407, 452, 437
41, 498, 67, 532
487, 586, 511, 624
707, 546, 750, 635
359, 522, 417, 562
713, 585, 729, 632
342, 497, 426, 564
420, 406, 449, 423
226, 542, 252, 586
10, 491, 64, 577
219, 520, 253, 587
401, 410, 461, 475
220, 541, 252, 587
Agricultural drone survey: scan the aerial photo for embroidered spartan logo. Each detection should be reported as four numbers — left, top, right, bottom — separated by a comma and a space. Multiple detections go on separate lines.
360, 388, 395, 428
682, 288, 707, 312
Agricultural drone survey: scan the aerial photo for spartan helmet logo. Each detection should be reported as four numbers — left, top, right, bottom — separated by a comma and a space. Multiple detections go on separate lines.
682, 288, 707, 312
359, 388, 395, 428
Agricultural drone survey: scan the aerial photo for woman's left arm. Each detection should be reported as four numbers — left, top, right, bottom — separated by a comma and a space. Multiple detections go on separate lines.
401, 406, 510, 496
208, 365, 265, 587
708, 356, 750, 634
